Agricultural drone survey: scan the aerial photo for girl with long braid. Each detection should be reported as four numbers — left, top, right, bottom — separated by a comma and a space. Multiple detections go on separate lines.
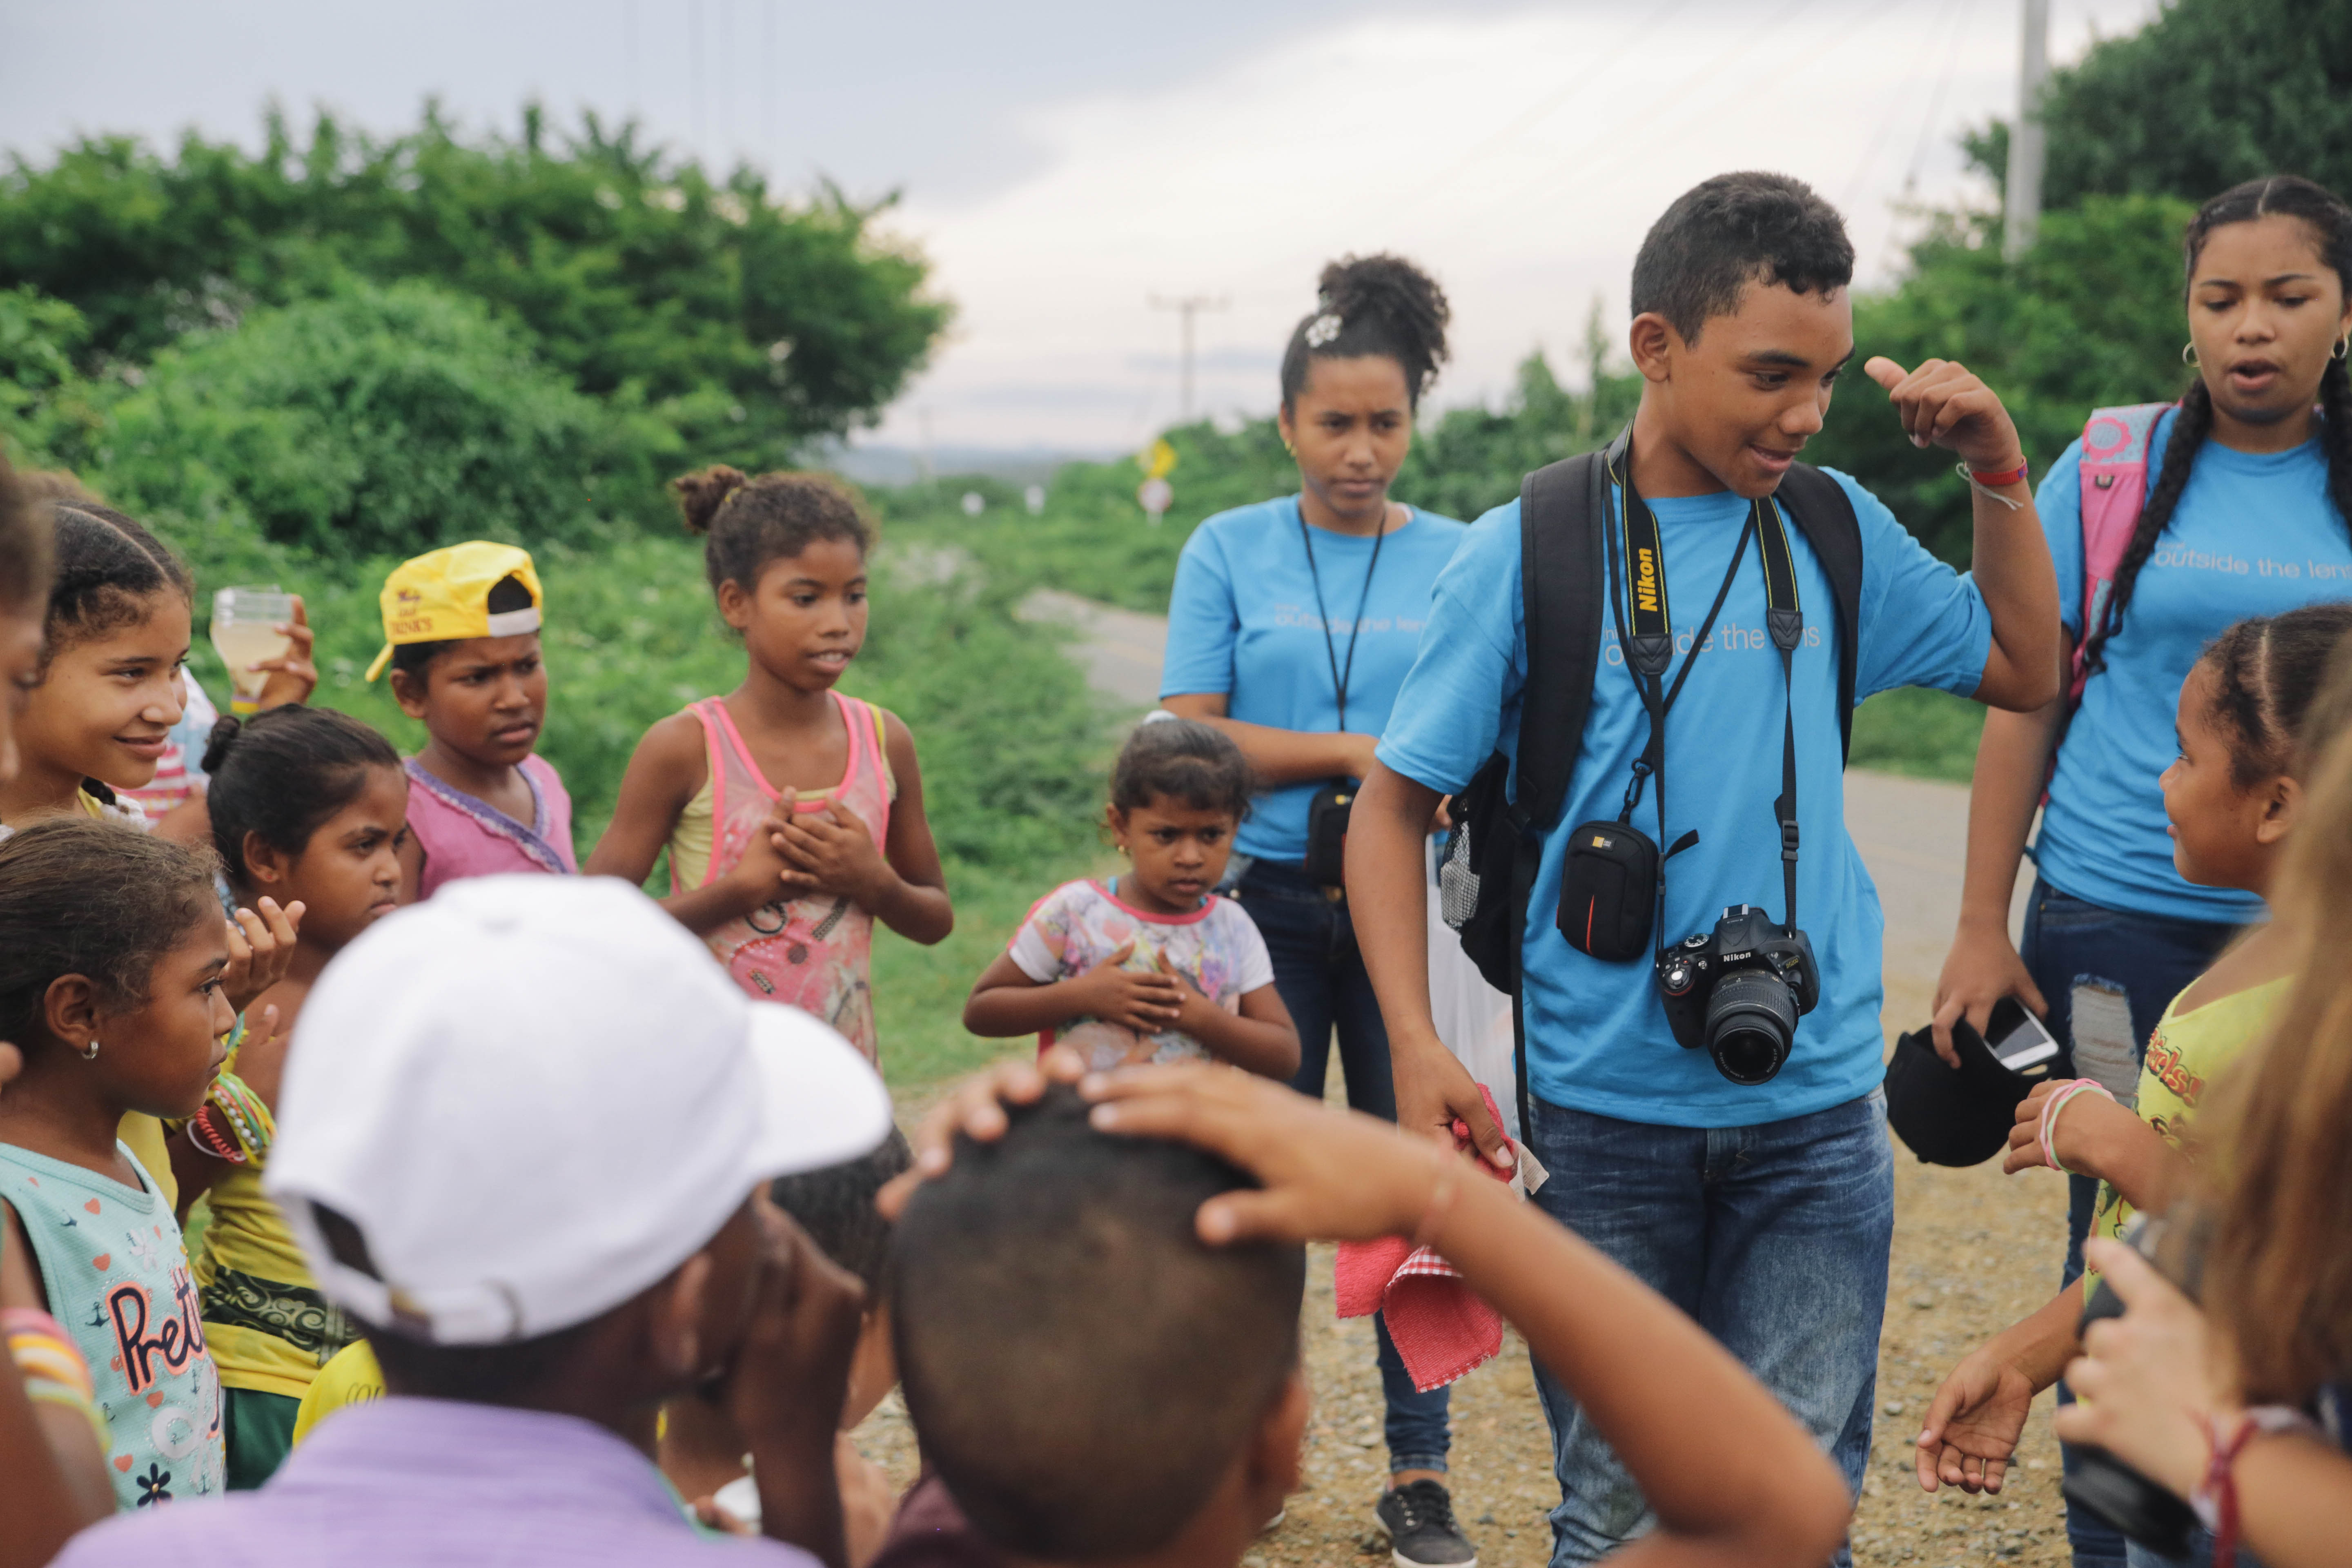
1933, 175, 2352, 1568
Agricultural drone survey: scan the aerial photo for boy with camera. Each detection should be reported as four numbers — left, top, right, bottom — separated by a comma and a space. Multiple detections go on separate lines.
1346, 171, 2061, 1563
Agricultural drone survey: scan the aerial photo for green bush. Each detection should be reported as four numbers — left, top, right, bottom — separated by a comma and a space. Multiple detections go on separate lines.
90, 281, 672, 560
0, 107, 950, 461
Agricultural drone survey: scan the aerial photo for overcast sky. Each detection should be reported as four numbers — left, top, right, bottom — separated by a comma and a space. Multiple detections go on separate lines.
4, 0, 2162, 453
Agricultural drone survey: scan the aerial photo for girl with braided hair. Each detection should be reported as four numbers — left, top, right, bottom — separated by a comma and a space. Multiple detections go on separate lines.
1159, 254, 1479, 1567
1933, 176, 2352, 1568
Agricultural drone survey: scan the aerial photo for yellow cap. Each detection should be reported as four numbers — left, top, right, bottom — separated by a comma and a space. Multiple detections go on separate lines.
365, 542, 545, 682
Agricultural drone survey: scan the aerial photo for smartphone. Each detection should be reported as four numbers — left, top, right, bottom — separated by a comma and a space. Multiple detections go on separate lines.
1985, 996, 2061, 1073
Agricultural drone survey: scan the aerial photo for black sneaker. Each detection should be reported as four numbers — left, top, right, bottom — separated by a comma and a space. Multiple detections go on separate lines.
1373, 1479, 1478, 1568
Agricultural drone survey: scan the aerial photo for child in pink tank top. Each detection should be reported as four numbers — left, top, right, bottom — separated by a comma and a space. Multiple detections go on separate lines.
370, 542, 578, 900
587, 467, 955, 1065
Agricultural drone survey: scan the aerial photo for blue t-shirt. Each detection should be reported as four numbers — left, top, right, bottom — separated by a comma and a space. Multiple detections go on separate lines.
1162, 497, 1468, 862
1379, 471, 1992, 1128
2037, 410, 2352, 924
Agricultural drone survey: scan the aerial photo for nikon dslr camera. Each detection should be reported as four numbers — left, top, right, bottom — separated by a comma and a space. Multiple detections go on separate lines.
1655, 904, 1820, 1085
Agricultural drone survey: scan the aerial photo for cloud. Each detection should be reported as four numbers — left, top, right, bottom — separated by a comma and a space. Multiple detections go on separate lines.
875, 0, 2160, 451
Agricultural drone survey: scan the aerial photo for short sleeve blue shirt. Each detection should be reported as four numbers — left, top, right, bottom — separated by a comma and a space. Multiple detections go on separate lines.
1377, 470, 1991, 1128
2036, 410, 2352, 924
1162, 498, 1468, 863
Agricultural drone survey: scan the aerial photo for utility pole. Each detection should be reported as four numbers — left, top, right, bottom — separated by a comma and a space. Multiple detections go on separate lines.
2003, 0, 2049, 262
1149, 293, 1228, 425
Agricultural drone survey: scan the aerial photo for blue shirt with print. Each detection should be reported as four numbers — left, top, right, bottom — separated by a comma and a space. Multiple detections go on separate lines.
1163, 498, 1467, 863
2038, 409, 2352, 924
1378, 470, 1991, 1128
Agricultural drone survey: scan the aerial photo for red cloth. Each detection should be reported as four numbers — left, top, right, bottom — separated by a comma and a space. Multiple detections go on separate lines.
1332, 1087, 1513, 1392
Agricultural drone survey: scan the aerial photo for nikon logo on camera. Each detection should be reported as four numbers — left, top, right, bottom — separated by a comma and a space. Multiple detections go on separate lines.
1634, 547, 1660, 615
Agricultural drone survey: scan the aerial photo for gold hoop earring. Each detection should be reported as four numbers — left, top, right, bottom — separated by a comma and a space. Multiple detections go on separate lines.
1282, 439, 1296, 457
79, 1039, 99, 1061
2181, 342, 2201, 368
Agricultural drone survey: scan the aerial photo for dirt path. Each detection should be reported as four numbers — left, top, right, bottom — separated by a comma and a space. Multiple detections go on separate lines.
854, 605, 2078, 1566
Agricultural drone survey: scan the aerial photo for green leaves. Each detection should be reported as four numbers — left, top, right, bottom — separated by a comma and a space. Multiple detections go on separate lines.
91, 279, 675, 560
0, 106, 949, 453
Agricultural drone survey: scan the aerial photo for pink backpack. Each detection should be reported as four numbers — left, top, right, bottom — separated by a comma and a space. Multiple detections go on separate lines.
2064, 402, 2176, 712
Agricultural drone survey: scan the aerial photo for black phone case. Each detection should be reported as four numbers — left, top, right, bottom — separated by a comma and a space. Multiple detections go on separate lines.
1304, 782, 1354, 888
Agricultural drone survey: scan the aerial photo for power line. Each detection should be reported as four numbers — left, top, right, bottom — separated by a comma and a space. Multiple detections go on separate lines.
1149, 294, 1231, 425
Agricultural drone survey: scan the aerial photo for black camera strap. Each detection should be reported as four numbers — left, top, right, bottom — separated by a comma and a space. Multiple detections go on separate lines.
1298, 503, 1390, 735
1601, 447, 1808, 947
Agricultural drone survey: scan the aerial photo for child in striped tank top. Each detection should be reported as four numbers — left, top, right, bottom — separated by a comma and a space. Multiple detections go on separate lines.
590, 468, 953, 1064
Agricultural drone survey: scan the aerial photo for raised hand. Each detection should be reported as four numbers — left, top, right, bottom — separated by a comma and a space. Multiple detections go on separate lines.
221, 898, 305, 1016
1864, 357, 2028, 474
252, 596, 319, 711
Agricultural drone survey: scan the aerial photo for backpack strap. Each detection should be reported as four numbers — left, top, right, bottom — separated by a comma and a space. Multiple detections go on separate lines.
1766, 463, 1863, 763
2067, 402, 2173, 708
1513, 439, 1613, 829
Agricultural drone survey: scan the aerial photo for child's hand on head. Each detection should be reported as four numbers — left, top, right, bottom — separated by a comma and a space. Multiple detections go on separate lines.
252, 596, 318, 711
878, 1046, 1091, 1218
220, 898, 305, 1016
771, 792, 888, 904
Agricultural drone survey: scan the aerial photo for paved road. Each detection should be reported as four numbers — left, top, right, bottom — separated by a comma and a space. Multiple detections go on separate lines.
1019, 590, 2030, 1020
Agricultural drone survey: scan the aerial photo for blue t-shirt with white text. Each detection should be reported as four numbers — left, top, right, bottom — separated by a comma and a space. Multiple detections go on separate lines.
2037, 409, 2352, 924
1378, 470, 1991, 1129
1163, 498, 1467, 863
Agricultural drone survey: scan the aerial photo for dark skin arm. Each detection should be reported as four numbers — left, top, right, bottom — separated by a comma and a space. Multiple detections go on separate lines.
586, 711, 804, 936
772, 712, 952, 945
964, 945, 1300, 1080
0, 1197, 116, 1564
1917, 1278, 2083, 1496
169, 990, 299, 1221
1160, 692, 1380, 786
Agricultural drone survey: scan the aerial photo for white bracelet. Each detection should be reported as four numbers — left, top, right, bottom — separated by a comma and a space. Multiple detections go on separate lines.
1955, 461, 2027, 511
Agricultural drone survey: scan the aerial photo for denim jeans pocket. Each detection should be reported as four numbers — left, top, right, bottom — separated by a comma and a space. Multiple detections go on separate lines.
2033, 889, 2123, 933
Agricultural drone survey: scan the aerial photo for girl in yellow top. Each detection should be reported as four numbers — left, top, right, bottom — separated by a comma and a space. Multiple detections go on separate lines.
170, 706, 410, 1489
588, 468, 953, 1064
1916, 601, 2352, 1501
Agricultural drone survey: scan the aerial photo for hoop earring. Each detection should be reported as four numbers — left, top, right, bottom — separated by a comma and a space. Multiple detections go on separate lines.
2335, 332, 2350, 362
2182, 342, 2201, 368
79, 1039, 99, 1061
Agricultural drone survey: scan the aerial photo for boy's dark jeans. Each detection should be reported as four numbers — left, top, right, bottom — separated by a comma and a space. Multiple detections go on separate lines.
2017, 878, 2238, 1568
1234, 858, 1451, 1475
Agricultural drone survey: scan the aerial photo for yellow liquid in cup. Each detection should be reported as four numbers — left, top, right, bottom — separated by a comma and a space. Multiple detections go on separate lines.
211, 620, 292, 700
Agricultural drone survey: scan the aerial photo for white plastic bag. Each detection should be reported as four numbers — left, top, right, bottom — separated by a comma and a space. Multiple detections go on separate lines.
1425, 888, 1518, 1142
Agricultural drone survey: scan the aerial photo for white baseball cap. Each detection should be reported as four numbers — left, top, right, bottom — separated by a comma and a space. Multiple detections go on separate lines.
265, 873, 893, 1345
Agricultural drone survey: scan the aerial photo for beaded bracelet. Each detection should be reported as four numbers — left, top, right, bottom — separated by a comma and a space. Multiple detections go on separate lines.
2037, 1078, 2115, 1174
4, 1307, 109, 1448
183, 1069, 276, 1166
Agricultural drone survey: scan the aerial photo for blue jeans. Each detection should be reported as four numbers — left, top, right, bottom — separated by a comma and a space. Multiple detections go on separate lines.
1235, 858, 1449, 1474
2018, 878, 2237, 1568
1521, 1089, 1893, 1566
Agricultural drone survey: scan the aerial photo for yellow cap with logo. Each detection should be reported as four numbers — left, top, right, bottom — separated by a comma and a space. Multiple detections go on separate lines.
364, 541, 546, 682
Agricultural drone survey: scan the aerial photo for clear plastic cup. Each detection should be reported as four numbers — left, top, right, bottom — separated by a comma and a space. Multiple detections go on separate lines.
211, 586, 294, 701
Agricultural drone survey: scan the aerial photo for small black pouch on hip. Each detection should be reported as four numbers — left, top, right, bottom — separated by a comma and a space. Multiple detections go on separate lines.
1556, 819, 1657, 962
1303, 781, 1354, 888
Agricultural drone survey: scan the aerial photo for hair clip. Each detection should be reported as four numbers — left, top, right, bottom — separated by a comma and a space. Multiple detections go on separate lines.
1304, 312, 1344, 348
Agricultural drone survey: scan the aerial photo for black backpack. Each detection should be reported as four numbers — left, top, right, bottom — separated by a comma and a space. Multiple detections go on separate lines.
1437, 434, 1863, 1135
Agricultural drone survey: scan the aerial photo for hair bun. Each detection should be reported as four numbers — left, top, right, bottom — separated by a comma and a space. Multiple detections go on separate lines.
672, 466, 751, 537
199, 713, 243, 775
1316, 254, 1451, 364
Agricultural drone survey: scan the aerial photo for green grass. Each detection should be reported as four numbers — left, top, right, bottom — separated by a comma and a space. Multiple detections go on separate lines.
1848, 686, 1986, 784
871, 851, 1112, 1092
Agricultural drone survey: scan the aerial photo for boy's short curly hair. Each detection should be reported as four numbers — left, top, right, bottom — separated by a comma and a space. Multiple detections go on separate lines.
1630, 172, 1855, 346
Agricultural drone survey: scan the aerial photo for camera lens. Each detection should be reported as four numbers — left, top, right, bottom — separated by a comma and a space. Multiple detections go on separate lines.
1705, 969, 1797, 1085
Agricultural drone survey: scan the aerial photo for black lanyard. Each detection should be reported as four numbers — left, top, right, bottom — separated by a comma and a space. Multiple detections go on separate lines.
1298, 503, 1390, 732
1602, 444, 1807, 939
